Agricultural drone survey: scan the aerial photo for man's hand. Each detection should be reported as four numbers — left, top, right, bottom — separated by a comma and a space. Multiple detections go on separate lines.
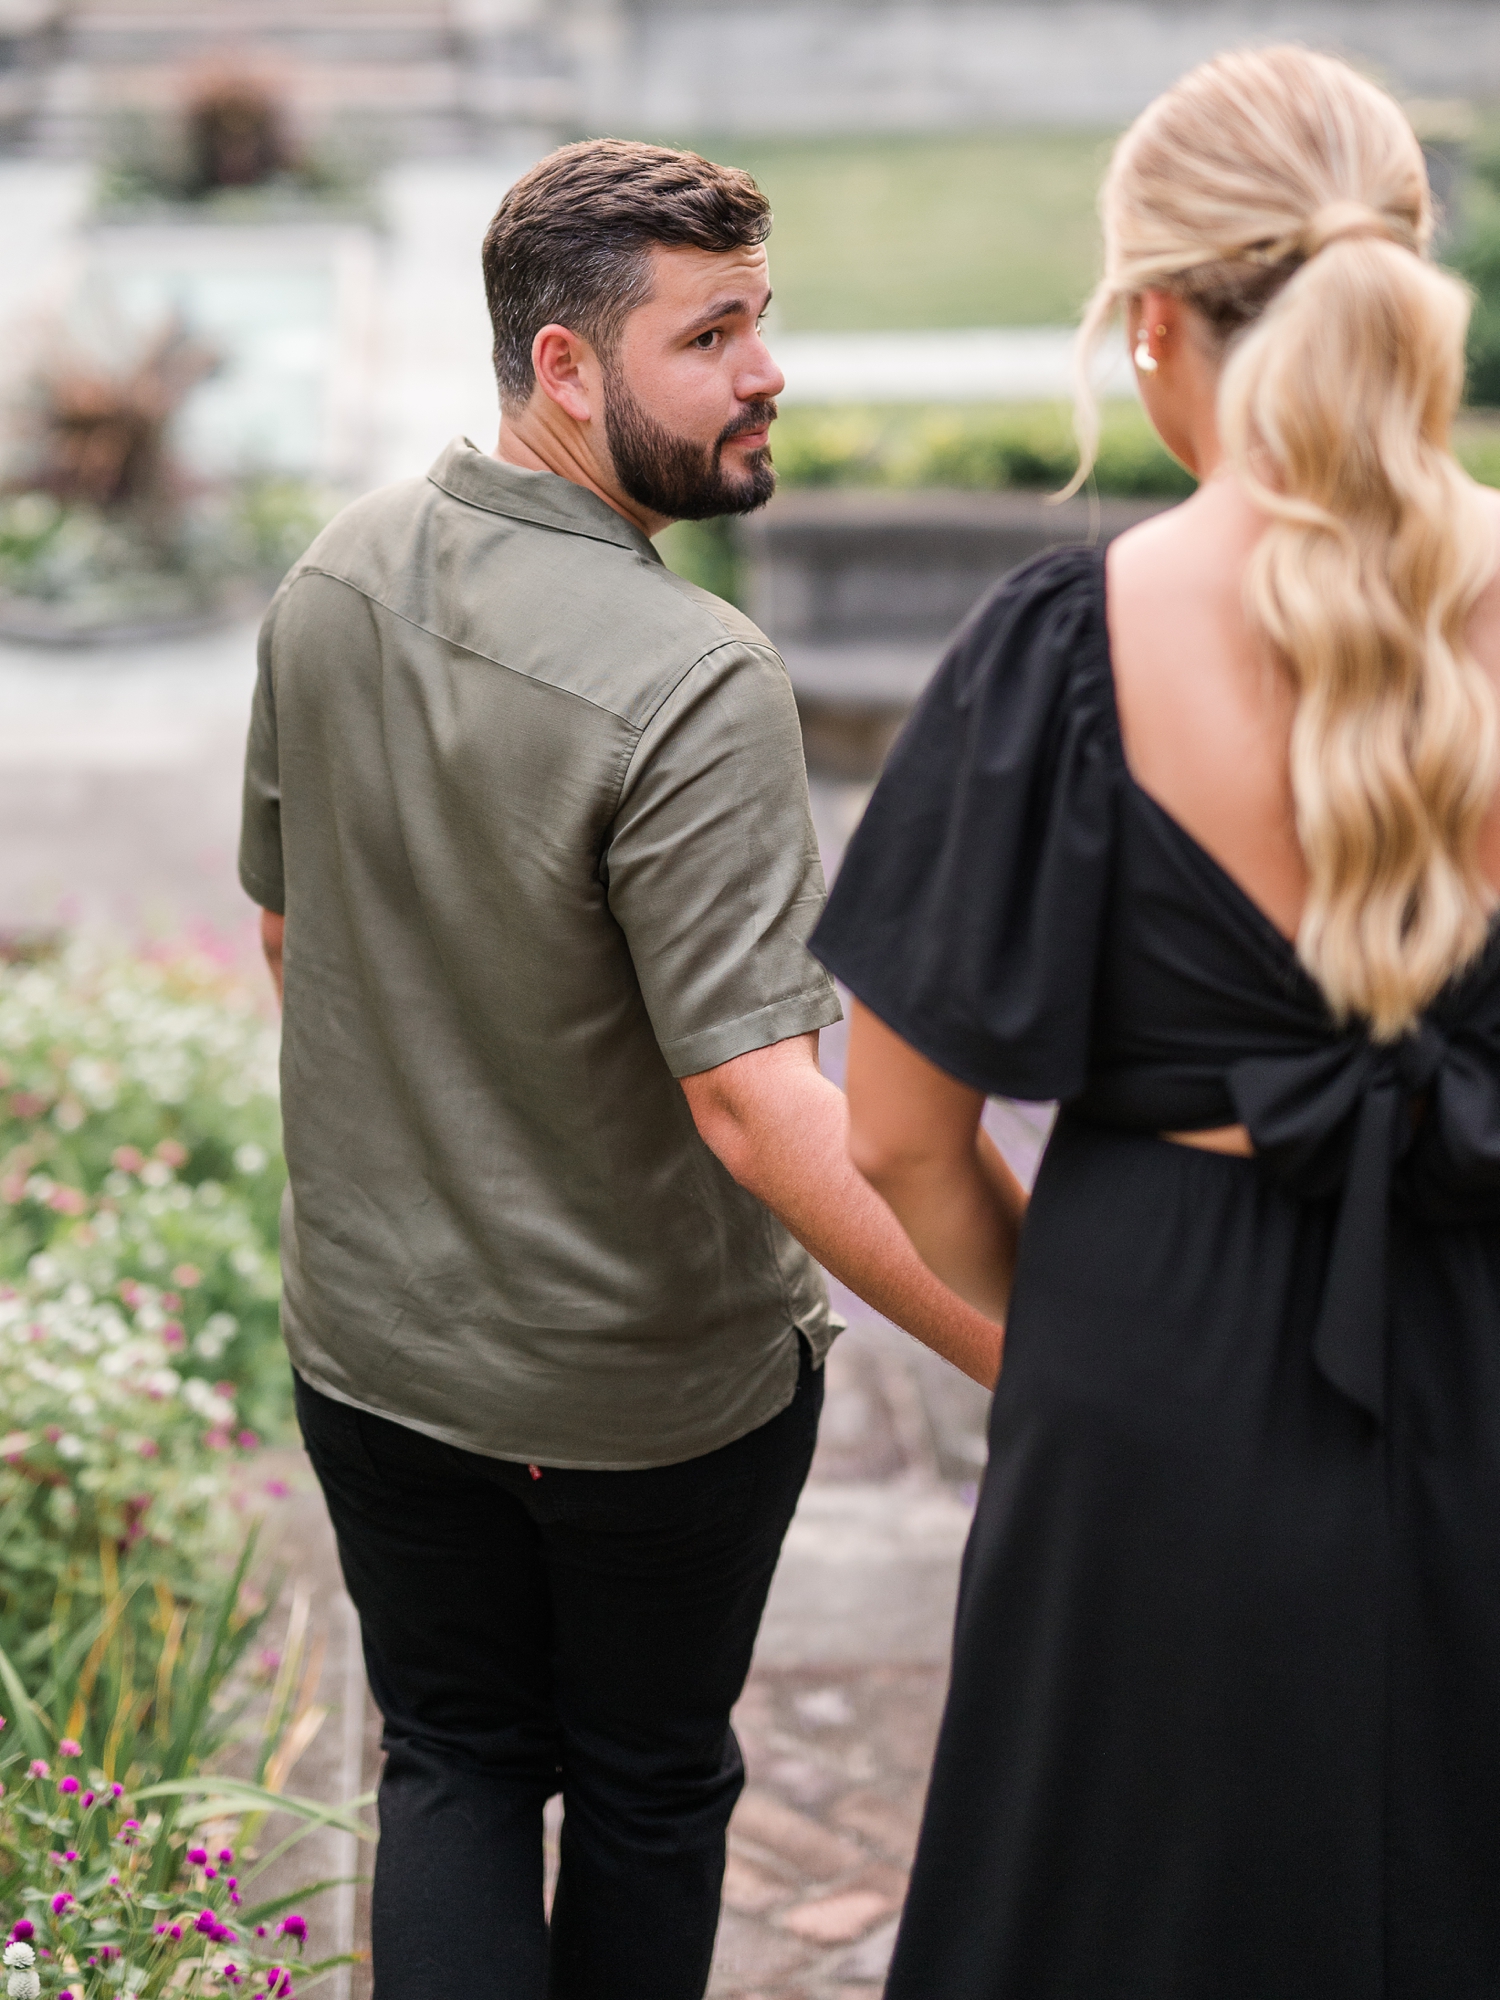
260, 910, 285, 1006
680, 1033, 1004, 1388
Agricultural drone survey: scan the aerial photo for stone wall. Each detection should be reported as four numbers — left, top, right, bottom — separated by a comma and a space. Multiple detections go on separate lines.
547, 0, 1500, 135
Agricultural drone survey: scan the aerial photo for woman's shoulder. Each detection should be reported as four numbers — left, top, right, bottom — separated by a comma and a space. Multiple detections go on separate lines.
931, 541, 1121, 764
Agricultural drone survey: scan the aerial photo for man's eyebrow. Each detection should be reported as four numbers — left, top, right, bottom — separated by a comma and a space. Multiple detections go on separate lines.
682, 290, 773, 336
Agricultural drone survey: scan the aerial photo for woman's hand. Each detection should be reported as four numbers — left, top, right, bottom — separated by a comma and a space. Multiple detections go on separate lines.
845, 1000, 1028, 1326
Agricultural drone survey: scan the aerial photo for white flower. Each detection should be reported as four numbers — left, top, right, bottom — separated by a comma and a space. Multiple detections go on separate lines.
3, 1943, 35, 1969
7, 1968, 40, 2000
233, 1143, 268, 1175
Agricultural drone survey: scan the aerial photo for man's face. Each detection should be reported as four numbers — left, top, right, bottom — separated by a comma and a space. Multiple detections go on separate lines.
602, 242, 784, 522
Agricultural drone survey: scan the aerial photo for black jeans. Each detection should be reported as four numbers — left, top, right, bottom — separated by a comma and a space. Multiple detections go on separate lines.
294, 1344, 822, 2000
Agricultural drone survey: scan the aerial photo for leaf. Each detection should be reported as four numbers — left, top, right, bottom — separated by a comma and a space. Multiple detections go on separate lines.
235, 1876, 365, 1925
133, 1778, 375, 1842
0, 1641, 51, 1759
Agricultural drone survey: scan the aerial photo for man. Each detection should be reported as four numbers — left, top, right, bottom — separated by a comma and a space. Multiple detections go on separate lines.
239, 139, 1002, 2000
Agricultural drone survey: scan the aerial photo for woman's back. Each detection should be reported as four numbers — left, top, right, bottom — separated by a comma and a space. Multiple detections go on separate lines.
1108, 478, 1500, 950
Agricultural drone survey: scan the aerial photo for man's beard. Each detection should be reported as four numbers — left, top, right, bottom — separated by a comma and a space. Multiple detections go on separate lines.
602, 372, 777, 521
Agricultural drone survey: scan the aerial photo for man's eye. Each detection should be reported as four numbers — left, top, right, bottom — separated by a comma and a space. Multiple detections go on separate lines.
693, 330, 720, 350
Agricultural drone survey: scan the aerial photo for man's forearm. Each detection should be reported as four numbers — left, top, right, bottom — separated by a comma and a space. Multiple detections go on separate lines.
686, 1052, 1003, 1388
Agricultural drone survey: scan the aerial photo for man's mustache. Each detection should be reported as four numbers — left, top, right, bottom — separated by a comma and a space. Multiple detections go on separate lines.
717, 401, 779, 448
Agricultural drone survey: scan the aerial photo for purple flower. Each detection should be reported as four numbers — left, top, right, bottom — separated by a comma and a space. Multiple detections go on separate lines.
195, 1910, 217, 1936
110, 1783, 123, 1798
255, 1927, 267, 1939
187, 1847, 208, 1865
59, 1992, 74, 1999
63, 1850, 77, 1863
205, 1866, 218, 1879
278, 1916, 307, 1944
50, 1892, 71, 1915
81, 1791, 94, 1809
168, 1925, 182, 1942
57, 1775, 79, 1795
153, 1926, 166, 1937
107, 1876, 118, 1888
218, 1848, 235, 1866
10, 1924, 33, 1943
213, 1924, 237, 1945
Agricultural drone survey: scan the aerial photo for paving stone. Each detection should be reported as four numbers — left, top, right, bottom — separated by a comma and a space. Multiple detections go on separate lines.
708, 1910, 816, 1990
730, 1789, 867, 1882
831, 1785, 925, 1859
722, 1852, 796, 1917
834, 1914, 902, 1985
779, 1886, 897, 1946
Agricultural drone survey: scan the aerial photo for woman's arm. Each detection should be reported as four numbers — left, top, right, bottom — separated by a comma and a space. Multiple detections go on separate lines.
845, 999, 1028, 1325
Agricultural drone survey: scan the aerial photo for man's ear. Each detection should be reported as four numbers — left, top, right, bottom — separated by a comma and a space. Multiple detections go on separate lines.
531, 324, 597, 425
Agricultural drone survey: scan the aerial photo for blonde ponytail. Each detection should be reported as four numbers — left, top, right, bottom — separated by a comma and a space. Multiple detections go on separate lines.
1076, 47, 1499, 1037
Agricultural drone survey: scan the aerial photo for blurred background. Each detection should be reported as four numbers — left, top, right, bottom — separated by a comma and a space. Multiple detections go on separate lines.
1, 7, 1499, 1995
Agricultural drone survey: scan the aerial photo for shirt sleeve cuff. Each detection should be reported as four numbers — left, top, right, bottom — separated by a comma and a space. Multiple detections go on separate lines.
238, 860, 286, 916
661, 982, 845, 1079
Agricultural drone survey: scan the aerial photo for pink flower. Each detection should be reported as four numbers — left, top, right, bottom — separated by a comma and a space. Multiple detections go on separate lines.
187, 1847, 208, 1865
110, 1783, 123, 1797
138, 1439, 159, 1459
50, 1892, 71, 1914
81, 1792, 94, 1808
58, 1776, 79, 1795
218, 1849, 234, 1866
171, 1264, 201, 1289
57, 1738, 80, 1757
28, 1760, 48, 1778
111, 1147, 145, 1174
162, 1323, 185, 1347
155, 1139, 188, 1168
10, 1923, 33, 1942
161, 1292, 181, 1312
278, 1915, 307, 1943
46, 1186, 86, 1216
263, 1479, 289, 1499
117, 1278, 144, 1306
237, 1431, 260, 1452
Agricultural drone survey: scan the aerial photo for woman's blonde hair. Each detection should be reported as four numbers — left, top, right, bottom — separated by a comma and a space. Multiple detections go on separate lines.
1076, 45, 1498, 1038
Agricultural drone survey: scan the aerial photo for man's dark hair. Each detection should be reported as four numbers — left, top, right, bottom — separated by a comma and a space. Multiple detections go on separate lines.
481, 139, 772, 407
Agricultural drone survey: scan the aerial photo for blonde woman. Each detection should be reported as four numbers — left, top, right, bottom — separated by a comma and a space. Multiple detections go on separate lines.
810, 46, 1500, 1998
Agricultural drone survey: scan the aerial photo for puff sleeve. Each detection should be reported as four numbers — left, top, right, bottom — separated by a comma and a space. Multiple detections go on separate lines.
809, 546, 1123, 1102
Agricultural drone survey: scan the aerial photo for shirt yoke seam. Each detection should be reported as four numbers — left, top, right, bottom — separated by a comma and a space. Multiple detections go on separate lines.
291, 565, 777, 737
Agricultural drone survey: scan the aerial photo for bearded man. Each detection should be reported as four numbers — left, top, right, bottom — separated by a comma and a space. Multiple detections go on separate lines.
238, 139, 1000, 2000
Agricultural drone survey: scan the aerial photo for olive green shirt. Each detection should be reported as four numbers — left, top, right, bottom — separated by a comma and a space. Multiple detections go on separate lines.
239, 438, 843, 1469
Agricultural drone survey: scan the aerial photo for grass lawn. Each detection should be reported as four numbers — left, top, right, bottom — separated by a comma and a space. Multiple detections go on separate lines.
665, 130, 1117, 330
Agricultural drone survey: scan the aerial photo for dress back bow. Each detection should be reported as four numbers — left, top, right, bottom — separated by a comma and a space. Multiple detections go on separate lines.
1230, 1018, 1500, 1423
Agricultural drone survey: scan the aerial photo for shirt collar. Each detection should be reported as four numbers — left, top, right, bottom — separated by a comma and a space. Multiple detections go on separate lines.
427, 437, 662, 565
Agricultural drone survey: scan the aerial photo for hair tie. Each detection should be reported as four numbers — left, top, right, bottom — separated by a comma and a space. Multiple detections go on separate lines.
1299, 201, 1409, 259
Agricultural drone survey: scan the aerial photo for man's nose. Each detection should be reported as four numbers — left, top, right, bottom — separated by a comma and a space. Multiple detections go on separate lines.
740, 330, 786, 403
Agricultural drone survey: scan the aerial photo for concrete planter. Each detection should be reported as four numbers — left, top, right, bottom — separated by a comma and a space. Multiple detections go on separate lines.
738, 487, 1171, 777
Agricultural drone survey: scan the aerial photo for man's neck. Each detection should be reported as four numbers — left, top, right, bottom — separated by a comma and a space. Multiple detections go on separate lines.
494, 416, 669, 541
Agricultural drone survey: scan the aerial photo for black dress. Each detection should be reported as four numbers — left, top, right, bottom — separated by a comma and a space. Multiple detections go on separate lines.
809, 547, 1500, 2000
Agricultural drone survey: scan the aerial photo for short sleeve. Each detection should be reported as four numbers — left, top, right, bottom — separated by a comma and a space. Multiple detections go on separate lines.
604, 640, 844, 1078
809, 546, 1122, 1101
238, 586, 287, 915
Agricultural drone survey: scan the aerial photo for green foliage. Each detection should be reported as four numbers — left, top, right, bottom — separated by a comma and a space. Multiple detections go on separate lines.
655, 519, 742, 604
0, 1562, 369, 1995
1453, 138, 1500, 407
682, 130, 1113, 331
0, 943, 290, 1688
0, 484, 331, 633
769, 400, 1196, 498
